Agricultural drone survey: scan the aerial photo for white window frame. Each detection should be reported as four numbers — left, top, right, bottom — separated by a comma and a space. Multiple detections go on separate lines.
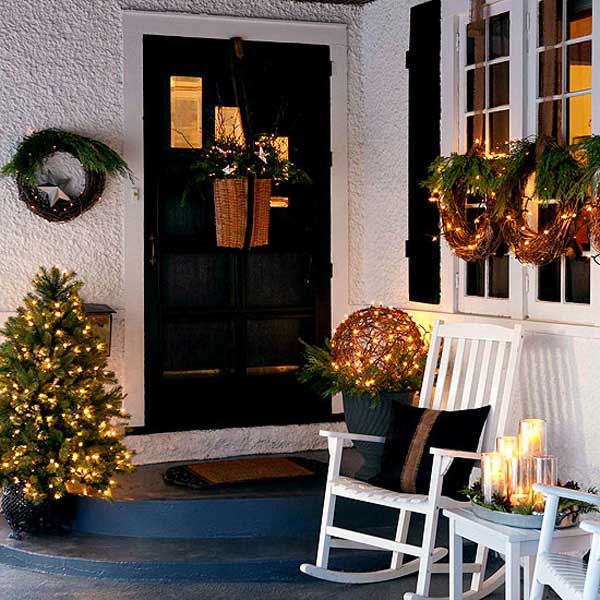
525, 0, 599, 324
441, 0, 600, 326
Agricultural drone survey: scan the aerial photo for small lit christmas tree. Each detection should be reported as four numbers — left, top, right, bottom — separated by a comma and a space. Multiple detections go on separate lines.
0, 267, 133, 504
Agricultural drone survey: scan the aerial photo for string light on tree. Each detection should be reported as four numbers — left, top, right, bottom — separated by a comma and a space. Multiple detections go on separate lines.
0, 267, 134, 504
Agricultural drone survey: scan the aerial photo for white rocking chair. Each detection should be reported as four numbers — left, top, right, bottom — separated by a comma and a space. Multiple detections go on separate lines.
530, 484, 600, 600
300, 320, 524, 600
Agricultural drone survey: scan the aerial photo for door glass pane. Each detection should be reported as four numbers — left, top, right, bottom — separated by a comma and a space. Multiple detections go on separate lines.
539, 0, 563, 47
466, 261, 485, 296
565, 257, 591, 303
489, 12, 510, 60
489, 254, 509, 298
538, 259, 561, 301
567, 41, 592, 92
489, 61, 510, 107
215, 106, 245, 144
538, 48, 563, 97
567, 0, 592, 39
170, 76, 203, 149
568, 94, 592, 144
490, 110, 510, 153
538, 99, 563, 142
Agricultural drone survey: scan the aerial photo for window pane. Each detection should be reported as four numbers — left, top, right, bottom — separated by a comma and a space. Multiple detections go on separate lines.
538, 48, 563, 98
538, 99, 563, 142
467, 114, 486, 149
567, 0, 592, 39
567, 93, 592, 144
565, 257, 591, 303
489, 61, 510, 107
488, 254, 509, 298
466, 261, 485, 297
467, 21, 485, 66
538, 259, 561, 301
215, 106, 245, 144
489, 12, 510, 60
467, 67, 485, 112
170, 76, 203, 149
538, 0, 563, 47
490, 110, 510, 153
567, 41, 592, 92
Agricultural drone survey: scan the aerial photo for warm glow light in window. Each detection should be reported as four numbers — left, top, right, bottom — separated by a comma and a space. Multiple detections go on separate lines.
215, 106, 245, 144
170, 76, 203, 149
259, 135, 291, 208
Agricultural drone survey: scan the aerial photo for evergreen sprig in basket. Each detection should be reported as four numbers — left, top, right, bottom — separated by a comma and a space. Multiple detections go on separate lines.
186, 134, 310, 249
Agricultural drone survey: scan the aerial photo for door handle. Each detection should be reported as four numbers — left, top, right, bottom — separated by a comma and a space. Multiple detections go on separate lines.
149, 234, 157, 267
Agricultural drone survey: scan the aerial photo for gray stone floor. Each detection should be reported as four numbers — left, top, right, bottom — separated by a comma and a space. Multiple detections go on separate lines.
0, 563, 562, 600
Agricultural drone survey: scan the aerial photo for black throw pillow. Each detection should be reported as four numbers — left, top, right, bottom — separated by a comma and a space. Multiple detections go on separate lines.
373, 402, 491, 500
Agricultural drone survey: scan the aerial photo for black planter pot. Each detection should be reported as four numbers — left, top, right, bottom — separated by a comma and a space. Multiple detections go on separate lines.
1, 484, 71, 539
343, 391, 413, 480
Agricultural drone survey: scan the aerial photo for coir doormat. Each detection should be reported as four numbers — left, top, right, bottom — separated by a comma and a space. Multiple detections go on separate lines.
163, 456, 326, 490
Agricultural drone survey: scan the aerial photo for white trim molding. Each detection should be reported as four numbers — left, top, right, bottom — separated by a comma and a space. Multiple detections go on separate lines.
122, 10, 349, 426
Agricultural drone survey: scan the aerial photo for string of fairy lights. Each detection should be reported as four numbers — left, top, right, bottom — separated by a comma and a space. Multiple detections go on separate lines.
424, 138, 600, 266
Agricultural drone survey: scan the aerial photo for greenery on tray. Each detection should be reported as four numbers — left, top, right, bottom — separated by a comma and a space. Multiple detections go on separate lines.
0, 267, 134, 503
298, 338, 426, 402
461, 480, 600, 516
1, 129, 130, 185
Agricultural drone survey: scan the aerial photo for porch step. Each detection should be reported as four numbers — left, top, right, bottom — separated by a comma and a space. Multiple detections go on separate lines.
0, 520, 395, 582
70, 451, 398, 539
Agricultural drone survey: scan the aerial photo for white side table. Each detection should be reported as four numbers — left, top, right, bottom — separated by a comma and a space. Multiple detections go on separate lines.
443, 508, 591, 600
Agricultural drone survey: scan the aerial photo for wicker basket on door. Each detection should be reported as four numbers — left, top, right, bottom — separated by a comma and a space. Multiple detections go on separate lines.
250, 178, 272, 248
213, 177, 273, 248
213, 178, 248, 249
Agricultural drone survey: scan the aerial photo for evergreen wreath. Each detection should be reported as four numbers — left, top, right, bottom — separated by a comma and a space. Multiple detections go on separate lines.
423, 147, 503, 261
2, 129, 130, 223
497, 139, 584, 266
577, 136, 600, 253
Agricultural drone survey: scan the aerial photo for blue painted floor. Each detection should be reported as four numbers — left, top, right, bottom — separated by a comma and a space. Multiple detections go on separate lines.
0, 562, 562, 599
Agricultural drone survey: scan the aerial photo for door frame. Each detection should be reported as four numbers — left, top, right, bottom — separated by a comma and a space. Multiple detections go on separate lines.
123, 10, 349, 426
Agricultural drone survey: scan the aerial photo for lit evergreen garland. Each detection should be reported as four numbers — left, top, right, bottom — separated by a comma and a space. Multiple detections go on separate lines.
0, 267, 134, 503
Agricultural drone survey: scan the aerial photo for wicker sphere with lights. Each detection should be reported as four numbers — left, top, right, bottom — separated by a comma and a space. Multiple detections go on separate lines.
331, 306, 428, 395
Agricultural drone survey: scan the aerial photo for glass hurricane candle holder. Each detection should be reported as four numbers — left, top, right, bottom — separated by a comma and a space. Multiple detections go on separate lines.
481, 452, 506, 503
511, 456, 535, 507
532, 455, 557, 512
496, 436, 518, 497
518, 418, 547, 457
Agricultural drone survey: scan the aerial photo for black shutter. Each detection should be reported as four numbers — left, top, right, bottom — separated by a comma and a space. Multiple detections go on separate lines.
407, 0, 441, 304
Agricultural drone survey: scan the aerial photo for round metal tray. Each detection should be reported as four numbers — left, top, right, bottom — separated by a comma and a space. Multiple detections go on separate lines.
470, 503, 581, 530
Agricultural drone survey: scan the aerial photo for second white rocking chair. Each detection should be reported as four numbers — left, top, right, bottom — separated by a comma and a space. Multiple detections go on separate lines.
300, 320, 524, 600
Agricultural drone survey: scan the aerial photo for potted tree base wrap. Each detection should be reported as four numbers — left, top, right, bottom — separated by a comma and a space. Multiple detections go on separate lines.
1, 484, 72, 540
344, 391, 414, 480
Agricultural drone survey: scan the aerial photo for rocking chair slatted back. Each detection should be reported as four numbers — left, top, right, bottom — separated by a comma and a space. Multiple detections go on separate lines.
419, 321, 523, 452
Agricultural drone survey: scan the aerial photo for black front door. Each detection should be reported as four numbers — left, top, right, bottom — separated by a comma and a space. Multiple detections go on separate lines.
143, 35, 333, 432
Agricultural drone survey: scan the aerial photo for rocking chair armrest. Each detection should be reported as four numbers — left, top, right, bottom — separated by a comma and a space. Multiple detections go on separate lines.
533, 484, 600, 506
429, 447, 481, 461
319, 430, 386, 444
580, 519, 600, 539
